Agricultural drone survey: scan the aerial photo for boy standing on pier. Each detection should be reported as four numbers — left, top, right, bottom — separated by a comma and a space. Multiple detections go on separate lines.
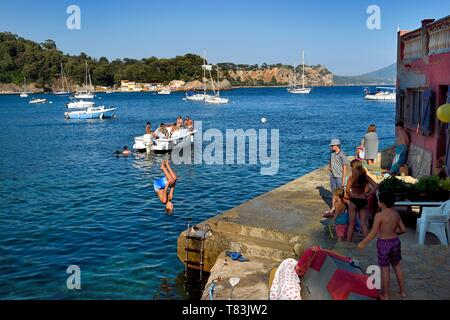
357, 192, 407, 300
329, 138, 349, 192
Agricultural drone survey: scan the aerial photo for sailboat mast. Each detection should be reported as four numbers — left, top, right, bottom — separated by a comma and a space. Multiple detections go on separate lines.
203, 50, 207, 95
217, 66, 220, 96
302, 50, 305, 89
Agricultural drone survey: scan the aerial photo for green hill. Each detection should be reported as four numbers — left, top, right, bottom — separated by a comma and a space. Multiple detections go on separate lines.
334, 63, 396, 85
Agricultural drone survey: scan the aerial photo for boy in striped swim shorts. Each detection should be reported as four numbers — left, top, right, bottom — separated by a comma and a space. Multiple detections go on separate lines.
357, 192, 407, 300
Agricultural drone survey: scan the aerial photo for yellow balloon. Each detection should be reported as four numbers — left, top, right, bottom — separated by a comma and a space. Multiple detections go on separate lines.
437, 103, 450, 123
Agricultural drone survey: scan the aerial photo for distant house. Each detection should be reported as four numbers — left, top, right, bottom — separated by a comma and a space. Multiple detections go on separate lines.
121, 80, 160, 92
396, 16, 450, 177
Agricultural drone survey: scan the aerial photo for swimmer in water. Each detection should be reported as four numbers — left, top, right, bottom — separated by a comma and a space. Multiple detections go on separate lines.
154, 160, 177, 214
122, 146, 132, 156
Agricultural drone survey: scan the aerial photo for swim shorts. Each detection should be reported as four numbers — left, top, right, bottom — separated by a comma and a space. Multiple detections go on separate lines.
377, 238, 402, 267
154, 176, 168, 191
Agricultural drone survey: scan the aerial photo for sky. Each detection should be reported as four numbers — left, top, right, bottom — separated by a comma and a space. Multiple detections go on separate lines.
0, 0, 448, 75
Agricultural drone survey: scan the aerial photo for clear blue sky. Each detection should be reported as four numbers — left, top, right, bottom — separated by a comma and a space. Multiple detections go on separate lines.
0, 0, 448, 75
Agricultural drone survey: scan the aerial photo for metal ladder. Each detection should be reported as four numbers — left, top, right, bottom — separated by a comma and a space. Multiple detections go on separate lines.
184, 221, 211, 281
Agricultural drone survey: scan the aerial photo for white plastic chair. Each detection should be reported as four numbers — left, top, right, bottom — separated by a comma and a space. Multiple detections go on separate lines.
416, 200, 450, 246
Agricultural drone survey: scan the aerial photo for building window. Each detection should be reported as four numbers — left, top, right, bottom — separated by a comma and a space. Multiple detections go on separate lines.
406, 89, 424, 128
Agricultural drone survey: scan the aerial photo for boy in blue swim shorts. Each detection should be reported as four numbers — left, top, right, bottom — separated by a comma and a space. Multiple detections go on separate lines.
357, 192, 407, 300
154, 160, 177, 214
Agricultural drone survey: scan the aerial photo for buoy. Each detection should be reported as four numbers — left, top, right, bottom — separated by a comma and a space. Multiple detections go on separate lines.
437, 103, 450, 123
261, 117, 267, 124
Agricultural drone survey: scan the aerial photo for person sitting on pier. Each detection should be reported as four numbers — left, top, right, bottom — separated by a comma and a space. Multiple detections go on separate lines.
154, 160, 177, 214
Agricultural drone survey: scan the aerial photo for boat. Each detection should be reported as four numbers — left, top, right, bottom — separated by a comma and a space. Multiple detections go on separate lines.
364, 87, 396, 101
53, 62, 71, 95
20, 78, 28, 98
158, 88, 171, 95
204, 65, 229, 105
74, 61, 95, 99
288, 50, 312, 94
66, 99, 95, 109
133, 126, 197, 152
64, 106, 116, 119
29, 98, 47, 104
185, 51, 214, 102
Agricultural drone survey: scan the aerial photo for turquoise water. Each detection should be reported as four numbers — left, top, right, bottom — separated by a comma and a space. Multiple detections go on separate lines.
0, 87, 395, 299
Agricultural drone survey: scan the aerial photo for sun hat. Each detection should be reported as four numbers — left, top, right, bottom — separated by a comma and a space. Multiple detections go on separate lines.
329, 138, 341, 146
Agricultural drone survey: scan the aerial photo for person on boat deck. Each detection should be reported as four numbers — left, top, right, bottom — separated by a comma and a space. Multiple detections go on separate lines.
357, 192, 407, 300
346, 159, 378, 241
176, 116, 183, 128
146, 121, 152, 135
156, 123, 169, 139
154, 160, 177, 214
389, 121, 410, 175
170, 122, 180, 137
184, 116, 194, 130
122, 146, 132, 156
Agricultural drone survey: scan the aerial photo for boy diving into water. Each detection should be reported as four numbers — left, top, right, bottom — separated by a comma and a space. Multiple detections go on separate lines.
154, 160, 177, 214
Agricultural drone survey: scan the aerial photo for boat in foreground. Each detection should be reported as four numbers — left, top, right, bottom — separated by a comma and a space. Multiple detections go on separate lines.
64, 106, 116, 119
364, 87, 396, 101
133, 127, 196, 152
29, 98, 47, 104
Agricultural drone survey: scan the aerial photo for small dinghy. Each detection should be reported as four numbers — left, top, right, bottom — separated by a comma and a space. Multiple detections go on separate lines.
29, 98, 47, 104
64, 106, 116, 119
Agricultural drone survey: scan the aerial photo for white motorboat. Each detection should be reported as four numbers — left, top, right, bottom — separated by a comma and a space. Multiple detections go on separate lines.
158, 89, 171, 95
133, 126, 196, 152
66, 99, 95, 109
20, 92, 28, 98
364, 87, 396, 101
204, 95, 229, 104
64, 106, 116, 119
29, 98, 47, 104
288, 50, 312, 94
73, 61, 95, 99
54, 62, 71, 95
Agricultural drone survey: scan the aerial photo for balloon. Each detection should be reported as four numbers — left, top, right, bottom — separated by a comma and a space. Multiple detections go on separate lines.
437, 103, 450, 123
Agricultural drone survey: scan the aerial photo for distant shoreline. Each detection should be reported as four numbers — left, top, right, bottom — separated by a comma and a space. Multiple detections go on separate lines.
0, 83, 395, 95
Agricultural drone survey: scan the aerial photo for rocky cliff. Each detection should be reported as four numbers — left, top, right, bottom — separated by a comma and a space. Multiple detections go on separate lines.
223, 65, 334, 87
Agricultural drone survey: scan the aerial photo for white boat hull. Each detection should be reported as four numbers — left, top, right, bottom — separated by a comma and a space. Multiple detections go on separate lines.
65, 107, 116, 119
158, 89, 171, 95
133, 128, 196, 152
185, 93, 212, 101
54, 91, 71, 95
288, 87, 312, 94
29, 98, 47, 104
364, 93, 396, 101
66, 100, 96, 109
74, 93, 95, 99
20, 93, 28, 98
204, 96, 229, 104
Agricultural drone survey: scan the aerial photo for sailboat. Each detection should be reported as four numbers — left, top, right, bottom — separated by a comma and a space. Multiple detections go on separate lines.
185, 50, 213, 102
288, 50, 312, 94
74, 61, 95, 99
204, 66, 229, 104
54, 62, 71, 95
20, 78, 28, 98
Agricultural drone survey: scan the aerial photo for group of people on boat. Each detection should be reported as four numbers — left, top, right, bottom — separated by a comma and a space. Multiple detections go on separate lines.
144, 116, 194, 140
